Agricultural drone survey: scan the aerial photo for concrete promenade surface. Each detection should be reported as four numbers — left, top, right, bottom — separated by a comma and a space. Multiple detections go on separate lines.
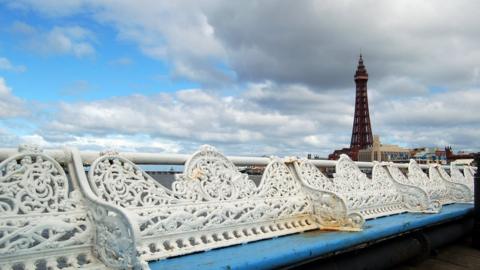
395, 237, 480, 270
149, 204, 474, 270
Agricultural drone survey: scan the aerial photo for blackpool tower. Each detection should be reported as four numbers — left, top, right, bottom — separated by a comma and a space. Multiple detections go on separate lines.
350, 55, 373, 157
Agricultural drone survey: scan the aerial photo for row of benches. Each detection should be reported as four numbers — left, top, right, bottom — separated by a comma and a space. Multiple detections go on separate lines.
0, 145, 474, 269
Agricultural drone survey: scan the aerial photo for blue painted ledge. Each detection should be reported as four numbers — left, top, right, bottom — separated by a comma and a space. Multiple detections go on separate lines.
150, 204, 473, 270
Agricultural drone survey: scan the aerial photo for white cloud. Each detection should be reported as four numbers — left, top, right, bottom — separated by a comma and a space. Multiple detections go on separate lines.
19, 133, 181, 153
32, 83, 353, 155
40, 26, 95, 57
10, 0, 480, 89
1, 76, 479, 156
0, 77, 27, 118
0, 57, 26, 72
3, 1, 480, 155
12, 21, 95, 58
7, 0, 87, 17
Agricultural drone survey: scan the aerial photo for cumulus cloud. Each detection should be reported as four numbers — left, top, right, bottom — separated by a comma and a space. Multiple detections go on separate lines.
18, 133, 181, 153
0, 57, 27, 72
37, 83, 479, 155
8, 0, 480, 89
31, 83, 353, 155
0, 77, 27, 118
2, 1, 480, 155
12, 21, 95, 58
1, 76, 479, 156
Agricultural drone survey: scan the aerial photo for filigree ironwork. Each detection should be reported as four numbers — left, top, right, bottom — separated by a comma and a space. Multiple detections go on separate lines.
294, 155, 433, 221
450, 163, 474, 193
292, 159, 364, 230
0, 145, 103, 270
87, 145, 321, 261
406, 160, 449, 204
431, 164, 472, 203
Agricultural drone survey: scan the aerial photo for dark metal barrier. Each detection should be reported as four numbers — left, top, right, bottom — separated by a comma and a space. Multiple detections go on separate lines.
473, 153, 480, 249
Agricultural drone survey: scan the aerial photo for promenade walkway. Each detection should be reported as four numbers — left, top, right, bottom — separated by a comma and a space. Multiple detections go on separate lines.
396, 237, 480, 270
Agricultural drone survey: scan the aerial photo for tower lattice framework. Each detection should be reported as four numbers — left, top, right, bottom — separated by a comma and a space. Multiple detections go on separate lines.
350, 54, 373, 152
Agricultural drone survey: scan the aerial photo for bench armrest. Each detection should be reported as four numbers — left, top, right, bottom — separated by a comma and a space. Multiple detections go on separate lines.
67, 148, 148, 270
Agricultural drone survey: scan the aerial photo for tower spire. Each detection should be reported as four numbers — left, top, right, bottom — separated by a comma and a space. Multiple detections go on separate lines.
350, 54, 373, 159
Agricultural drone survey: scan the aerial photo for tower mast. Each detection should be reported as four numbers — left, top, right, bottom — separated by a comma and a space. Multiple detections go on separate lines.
350, 54, 373, 159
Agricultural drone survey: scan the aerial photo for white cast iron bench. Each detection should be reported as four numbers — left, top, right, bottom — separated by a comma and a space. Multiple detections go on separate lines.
387, 160, 443, 212
293, 154, 433, 220
460, 166, 478, 192
402, 159, 470, 205
433, 164, 473, 203
1, 145, 146, 270
449, 164, 474, 195
449, 163, 474, 196
83, 145, 364, 265
0, 145, 101, 269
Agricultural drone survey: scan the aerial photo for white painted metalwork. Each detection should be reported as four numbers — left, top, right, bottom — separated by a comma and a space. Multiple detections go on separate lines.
85, 145, 323, 264
0, 145, 476, 269
288, 157, 364, 231
450, 163, 474, 195
433, 164, 473, 203
69, 148, 148, 270
387, 160, 444, 211
293, 155, 433, 221
0, 148, 449, 168
0, 145, 105, 270
464, 165, 476, 189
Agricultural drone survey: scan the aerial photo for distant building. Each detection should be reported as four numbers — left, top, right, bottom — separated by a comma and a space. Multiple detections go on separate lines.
357, 135, 410, 162
445, 146, 474, 163
328, 147, 354, 160
410, 147, 446, 164
307, 153, 328, 160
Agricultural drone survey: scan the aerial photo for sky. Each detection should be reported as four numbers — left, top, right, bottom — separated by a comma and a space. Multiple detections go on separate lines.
0, 0, 479, 157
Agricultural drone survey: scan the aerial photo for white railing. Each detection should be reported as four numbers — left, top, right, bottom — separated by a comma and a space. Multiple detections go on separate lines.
0, 144, 475, 270
0, 148, 445, 168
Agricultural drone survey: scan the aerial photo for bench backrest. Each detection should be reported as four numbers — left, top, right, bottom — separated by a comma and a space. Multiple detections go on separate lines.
407, 160, 449, 204
450, 163, 472, 191
88, 150, 176, 208
0, 145, 94, 270
293, 155, 404, 220
87, 145, 318, 260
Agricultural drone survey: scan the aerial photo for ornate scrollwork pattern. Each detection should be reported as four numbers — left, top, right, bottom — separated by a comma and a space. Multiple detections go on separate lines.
332, 155, 407, 219
0, 150, 71, 214
294, 155, 436, 222
257, 159, 302, 197
292, 158, 366, 228
450, 163, 474, 193
302, 185, 364, 231
433, 165, 472, 203
0, 145, 102, 270
173, 145, 257, 201
427, 164, 457, 204
89, 155, 176, 207
388, 164, 441, 212
463, 166, 475, 190
90, 204, 147, 269
294, 159, 335, 191
406, 160, 448, 205
87, 146, 323, 261
0, 213, 92, 254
